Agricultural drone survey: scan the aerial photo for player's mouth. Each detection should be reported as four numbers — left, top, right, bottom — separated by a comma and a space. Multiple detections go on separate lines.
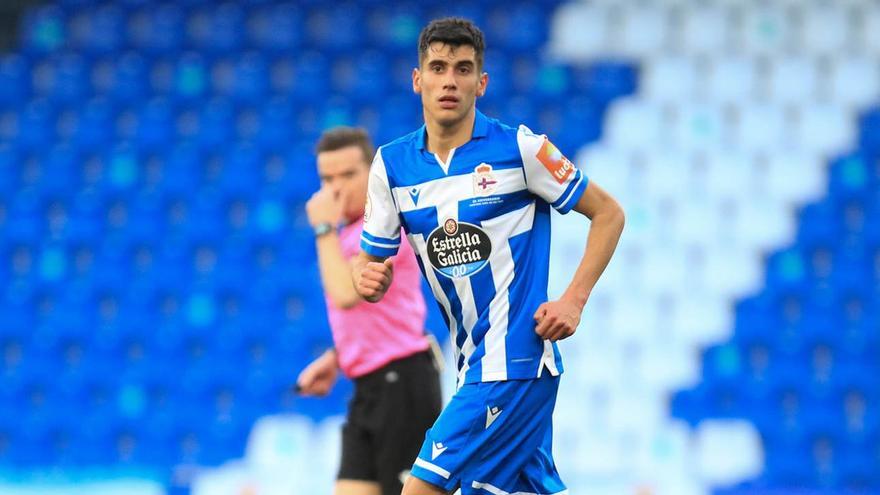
438, 95, 460, 109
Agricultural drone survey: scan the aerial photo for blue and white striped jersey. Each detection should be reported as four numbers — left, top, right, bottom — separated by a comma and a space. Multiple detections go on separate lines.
360, 110, 588, 385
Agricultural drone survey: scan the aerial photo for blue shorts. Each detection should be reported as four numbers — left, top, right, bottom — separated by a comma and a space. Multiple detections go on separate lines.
410, 374, 567, 495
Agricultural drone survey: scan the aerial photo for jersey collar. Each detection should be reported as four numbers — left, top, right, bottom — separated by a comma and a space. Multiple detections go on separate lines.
417, 109, 490, 150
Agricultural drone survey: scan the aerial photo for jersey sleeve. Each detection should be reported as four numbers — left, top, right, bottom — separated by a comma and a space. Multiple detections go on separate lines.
360, 148, 402, 257
516, 125, 588, 214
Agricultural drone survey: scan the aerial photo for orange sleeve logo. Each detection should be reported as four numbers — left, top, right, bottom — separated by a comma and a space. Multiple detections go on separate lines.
535, 138, 575, 184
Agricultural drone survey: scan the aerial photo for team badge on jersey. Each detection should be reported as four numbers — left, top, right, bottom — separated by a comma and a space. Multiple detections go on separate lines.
426, 219, 492, 279
472, 163, 498, 196
536, 138, 575, 184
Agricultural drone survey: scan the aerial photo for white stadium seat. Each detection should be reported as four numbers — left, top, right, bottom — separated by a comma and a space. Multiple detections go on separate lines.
768, 56, 819, 105
798, 4, 851, 55
705, 56, 757, 105
738, 5, 794, 55
547, 2, 613, 62
618, 5, 671, 58
828, 56, 880, 110
642, 55, 702, 104
606, 99, 667, 150
678, 5, 732, 56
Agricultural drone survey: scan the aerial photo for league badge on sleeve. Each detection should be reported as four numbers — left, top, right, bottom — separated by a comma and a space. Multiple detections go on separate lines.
536, 138, 575, 185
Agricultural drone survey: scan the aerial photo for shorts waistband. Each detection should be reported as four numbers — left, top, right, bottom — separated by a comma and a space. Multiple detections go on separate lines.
353, 350, 433, 387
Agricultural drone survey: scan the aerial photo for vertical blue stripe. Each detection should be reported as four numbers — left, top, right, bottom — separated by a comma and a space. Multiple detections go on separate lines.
506, 202, 552, 365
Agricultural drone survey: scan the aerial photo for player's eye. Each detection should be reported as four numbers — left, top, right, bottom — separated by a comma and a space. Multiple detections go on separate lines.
458, 66, 472, 74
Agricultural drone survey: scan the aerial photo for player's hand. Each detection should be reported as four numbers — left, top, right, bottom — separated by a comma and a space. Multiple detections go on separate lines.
296, 350, 339, 397
354, 258, 394, 303
306, 187, 343, 227
533, 298, 582, 342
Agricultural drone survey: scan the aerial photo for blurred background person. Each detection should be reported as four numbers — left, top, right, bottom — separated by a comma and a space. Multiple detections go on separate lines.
297, 126, 442, 495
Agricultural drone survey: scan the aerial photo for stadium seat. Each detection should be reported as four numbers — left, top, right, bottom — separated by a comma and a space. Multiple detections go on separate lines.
799, 4, 850, 56
679, 5, 731, 56
68, 5, 125, 55
305, 4, 364, 53
705, 57, 757, 105
18, 6, 66, 56
127, 4, 186, 55
187, 3, 245, 54
246, 3, 304, 53
829, 56, 880, 110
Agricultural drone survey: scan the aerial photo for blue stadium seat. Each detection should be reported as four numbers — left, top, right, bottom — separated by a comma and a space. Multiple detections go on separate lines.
72, 98, 115, 151
247, 3, 304, 53
19, 6, 67, 56
218, 142, 263, 196
34, 53, 90, 104
124, 192, 165, 243
68, 5, 125, 55
16, 99, 56, 151
305, 4, 364, 53
196, 99, 235, 150
857, 106, 880, 154
6, 192, 45, 244
160, 144, 203, 196
128, 4, 186, 55
486, 3, 548, 51
187, 3, 245, 54
171, 53, 209, 102
573, 61, 639, 106
256, 98, 295, 151
66, 190, 104, 243
482, 51, 512, 99
828, 152, 874, 203
102, 53, 150, 103
291, 51, 331, 102
0, 55, 30, 105
365, 4, 421, 53
332, 52, 390, 103
135, 98, 176, 152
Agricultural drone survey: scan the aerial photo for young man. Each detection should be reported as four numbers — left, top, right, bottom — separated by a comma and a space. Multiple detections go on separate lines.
297, 127, 442, 495
353, 18, 625, 495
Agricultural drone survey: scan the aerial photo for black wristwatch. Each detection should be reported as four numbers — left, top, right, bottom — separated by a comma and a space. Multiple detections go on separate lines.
313, 222, 334, 237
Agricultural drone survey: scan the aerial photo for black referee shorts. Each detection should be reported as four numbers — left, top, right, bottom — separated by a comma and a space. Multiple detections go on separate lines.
338, 350, 442, 495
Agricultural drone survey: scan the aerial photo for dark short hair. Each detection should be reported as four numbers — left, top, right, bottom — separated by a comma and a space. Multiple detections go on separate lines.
418, 17, 485, 70
315, 126, 375, 164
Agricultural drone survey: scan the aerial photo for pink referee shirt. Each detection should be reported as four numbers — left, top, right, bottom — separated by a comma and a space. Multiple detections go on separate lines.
327, 218, 429, 379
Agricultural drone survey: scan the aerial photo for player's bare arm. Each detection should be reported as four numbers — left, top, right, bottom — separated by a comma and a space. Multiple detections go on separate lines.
352, 251, 394, 303
534, 181, 625, 342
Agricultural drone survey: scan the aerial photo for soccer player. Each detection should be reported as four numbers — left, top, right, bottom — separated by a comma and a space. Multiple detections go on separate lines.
352, 18, 625, 495
296, 127, 442, 495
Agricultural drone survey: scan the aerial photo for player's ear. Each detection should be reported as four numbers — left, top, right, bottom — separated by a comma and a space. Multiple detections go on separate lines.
412, 67, 422, 94
477, 71, 488, 97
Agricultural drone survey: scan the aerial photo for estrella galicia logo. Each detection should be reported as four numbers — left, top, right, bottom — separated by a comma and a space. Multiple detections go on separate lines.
426, 219, 492, 279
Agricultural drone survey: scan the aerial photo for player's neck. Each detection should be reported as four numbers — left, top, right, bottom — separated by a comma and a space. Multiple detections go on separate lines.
424, 110, 476, 163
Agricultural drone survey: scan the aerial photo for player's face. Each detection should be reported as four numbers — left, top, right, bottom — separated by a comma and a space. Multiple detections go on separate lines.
316, 145, 370, 221
413, 42, 488, 128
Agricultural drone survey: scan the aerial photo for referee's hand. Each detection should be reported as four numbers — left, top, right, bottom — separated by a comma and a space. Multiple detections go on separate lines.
355, 257, 394, 303
296, 350, 338, 397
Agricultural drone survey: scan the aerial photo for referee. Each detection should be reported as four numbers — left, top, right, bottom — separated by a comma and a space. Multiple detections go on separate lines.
296, 127, 442, 495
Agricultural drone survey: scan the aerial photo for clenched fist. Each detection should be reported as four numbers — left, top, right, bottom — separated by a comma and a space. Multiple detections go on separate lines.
534, 298, 582, 342
354, 257, 394, 303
